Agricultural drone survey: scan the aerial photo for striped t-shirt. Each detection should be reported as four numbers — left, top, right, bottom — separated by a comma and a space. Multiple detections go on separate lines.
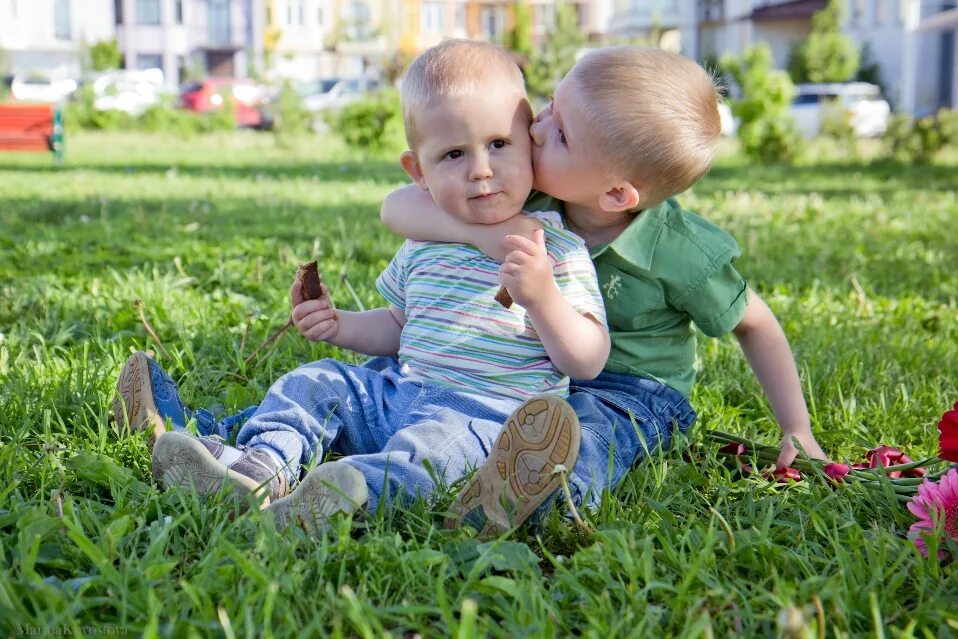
376, 210, 606, 402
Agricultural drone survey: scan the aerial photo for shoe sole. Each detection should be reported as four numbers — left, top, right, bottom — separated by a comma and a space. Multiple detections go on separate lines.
152, 431, 265, 504
112, 351, 166, 444
448, 394, 580, 538
267, 462, 368, 534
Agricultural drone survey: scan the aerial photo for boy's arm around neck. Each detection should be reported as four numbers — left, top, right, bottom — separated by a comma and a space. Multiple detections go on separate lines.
733, 291, 827, 467
380, 184, 543, 262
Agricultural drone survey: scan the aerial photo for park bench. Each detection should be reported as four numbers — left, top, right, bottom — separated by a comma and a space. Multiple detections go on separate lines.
0, 103, 64, 163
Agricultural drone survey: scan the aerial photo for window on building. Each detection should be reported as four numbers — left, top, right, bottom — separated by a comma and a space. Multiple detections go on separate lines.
209, 0, 231, 44
136, 0, 161, 25
421, 2, 443, 33
53, 0, 72, 39
454, 3, 465, 33
287, 0, 294, 25
137, 53, 163, 70
113, 0, 123, 23
852, 0, 863, 26
11, 0, 17, 19
298, 0, 305, 25
479, 6, 502, 39
175, 0, 183, 24
318, 5, 324, 26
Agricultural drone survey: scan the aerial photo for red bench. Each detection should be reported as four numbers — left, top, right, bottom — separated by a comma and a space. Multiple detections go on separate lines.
0, 103, 64, 162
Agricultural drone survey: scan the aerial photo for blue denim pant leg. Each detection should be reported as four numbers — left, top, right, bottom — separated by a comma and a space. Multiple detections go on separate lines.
216, 356, 400, 442
340, 387, 515, 511
565, 371, 696, 510
235, 359, 422, 479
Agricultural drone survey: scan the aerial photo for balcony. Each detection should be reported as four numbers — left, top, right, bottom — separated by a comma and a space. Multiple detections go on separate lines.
698, 0, 725, 24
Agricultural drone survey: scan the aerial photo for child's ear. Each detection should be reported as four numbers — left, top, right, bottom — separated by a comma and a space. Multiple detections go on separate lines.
400, 151, 429, 191
599, 181, 641, 213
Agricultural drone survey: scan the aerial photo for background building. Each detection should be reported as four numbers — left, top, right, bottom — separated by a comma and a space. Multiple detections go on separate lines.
0, 0, 114, 78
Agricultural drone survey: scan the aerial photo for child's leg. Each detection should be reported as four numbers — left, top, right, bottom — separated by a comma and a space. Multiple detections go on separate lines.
565, 372, 697, 510
233, 358, 417, 480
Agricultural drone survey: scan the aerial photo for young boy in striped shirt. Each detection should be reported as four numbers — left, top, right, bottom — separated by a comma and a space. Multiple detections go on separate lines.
122, 40, 608, 535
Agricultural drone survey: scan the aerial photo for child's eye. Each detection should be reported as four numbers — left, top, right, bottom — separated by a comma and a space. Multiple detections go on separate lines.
557, 129, 567, 145
444, 150, 463, 160
490, 139, 508, 149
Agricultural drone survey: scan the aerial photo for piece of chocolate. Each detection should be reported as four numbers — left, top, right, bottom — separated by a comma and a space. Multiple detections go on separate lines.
298, 260, 323, 300
494, 286, 513, 309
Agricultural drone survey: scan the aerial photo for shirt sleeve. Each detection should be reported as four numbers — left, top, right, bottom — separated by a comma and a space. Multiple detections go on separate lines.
675, 260, 749, 338
375, 241, 409, 310
547, 232, 608, 328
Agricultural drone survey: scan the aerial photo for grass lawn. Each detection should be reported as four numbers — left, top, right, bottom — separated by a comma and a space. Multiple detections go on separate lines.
1, 132, 956, 637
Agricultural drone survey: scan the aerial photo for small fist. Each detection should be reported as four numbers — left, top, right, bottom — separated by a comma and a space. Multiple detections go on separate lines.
499, 229, 556, 309
289, 279, 339, 342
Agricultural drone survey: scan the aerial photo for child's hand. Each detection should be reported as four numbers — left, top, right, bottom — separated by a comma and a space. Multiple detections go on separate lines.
499, 229, 557, 309
776, 429, 828, 468
475, 215, 545, 262
289, 279, 339, 342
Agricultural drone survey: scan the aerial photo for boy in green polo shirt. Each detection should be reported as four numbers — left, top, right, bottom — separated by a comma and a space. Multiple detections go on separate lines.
376, 46, 828, 517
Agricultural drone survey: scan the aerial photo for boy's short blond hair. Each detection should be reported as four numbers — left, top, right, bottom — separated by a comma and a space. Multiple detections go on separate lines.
400, 39, 528, 149
569, 47, 722, 207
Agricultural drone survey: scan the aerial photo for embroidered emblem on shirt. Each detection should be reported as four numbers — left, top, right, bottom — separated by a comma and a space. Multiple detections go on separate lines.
603, 274, 623, 300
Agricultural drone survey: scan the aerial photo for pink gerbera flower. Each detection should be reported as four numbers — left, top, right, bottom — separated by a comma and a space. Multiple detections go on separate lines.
907, 468, 958, 558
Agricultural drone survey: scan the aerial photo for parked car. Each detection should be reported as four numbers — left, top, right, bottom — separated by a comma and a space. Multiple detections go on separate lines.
180, 78, 271, 128
789, 82, 890, 138
91, 68, 165, 116
298, 76, 381, 112
11, 74, 78, 103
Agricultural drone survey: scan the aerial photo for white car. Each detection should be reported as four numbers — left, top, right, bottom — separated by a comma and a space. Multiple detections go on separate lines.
11, 74, 78, 103
789, 82, 890, 138
92, 68, 166, 115
299, 77, 380, 112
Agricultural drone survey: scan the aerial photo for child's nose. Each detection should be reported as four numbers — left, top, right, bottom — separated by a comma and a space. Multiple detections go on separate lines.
529, 118, 545, 146
469, 156, 493, 180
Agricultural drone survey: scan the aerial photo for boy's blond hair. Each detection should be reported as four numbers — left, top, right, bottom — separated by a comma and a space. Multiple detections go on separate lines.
400, 39, 528, 149
569, 47, 722, 208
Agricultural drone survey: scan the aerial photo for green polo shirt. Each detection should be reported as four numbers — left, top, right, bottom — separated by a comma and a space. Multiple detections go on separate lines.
526, 191, 749, 396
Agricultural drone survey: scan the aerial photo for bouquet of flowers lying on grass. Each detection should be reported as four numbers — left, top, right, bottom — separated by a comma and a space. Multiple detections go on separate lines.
708, 401, 958, 558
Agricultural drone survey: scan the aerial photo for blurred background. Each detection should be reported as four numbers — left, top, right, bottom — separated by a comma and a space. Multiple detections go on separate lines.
0, 0, 956, 161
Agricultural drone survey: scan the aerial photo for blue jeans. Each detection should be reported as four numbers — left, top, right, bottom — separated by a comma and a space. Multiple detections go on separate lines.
233, 357, 520, 511
208, 358, 696, 512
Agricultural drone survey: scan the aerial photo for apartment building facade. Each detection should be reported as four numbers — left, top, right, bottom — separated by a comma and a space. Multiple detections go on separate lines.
0, 0, 114, 78
693, 0, 956, 114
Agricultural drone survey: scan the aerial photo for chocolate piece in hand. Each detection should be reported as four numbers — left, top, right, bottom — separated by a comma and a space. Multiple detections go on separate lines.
298, 260, 323, 301
494, 286, 513, 309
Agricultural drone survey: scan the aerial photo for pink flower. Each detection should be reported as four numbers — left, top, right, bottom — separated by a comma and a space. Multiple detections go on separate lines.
771, 467, 802, 483
907, 468, 958, 558
718, 442, 746, 456
939, 401, 958, 463
824, 463, 851, 481
866, 445, 926, 478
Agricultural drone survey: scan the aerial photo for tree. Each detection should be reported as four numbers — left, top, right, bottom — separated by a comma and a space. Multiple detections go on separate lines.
88, 39, 123, 72
721, 43, 804, 163
788, 0, 859, 83
524, 0, 584, 102
504, 0, 533, 62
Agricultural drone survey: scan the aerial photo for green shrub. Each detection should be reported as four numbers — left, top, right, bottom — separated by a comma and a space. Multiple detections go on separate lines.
721, 44, 804, 163
819, 100, 857, 156
63, 85, 135, 131
334, 90, 405, 154
884, 109, 957, 164
271, 80, 313, 142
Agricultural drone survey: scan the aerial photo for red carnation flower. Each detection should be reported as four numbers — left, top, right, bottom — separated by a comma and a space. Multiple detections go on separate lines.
939, 401, 958, 463
718, 442, 746, 456
771, 467, 802, 483
866, 445, 926, 479
824, 463, 851, 481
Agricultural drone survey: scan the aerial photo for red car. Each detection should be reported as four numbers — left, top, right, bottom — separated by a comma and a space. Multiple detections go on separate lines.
179, 78, 270, 128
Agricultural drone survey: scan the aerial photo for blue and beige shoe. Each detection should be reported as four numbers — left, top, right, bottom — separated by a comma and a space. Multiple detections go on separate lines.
151, 431, 292, 505
112, 351, 228, 443
112, 351, 190, 443
447, 394, 581, 538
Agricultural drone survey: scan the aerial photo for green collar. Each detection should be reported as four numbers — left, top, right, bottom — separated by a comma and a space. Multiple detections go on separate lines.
591, 198, 673, 270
